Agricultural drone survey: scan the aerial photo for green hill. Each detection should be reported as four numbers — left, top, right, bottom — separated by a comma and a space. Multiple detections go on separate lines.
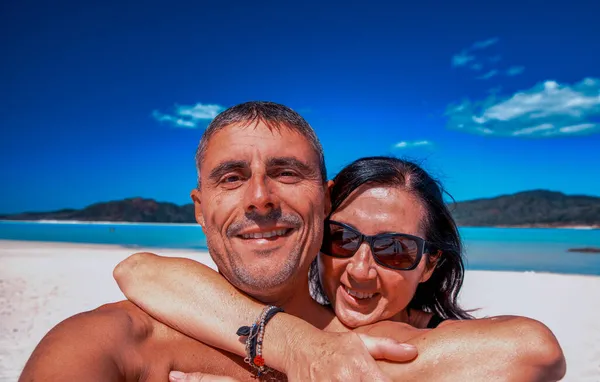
451, 190, 600, 227
1, 190, 599, 227
0, 197, 195, 223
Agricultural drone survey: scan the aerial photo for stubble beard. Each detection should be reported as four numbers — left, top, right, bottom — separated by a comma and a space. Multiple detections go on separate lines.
206, 235, 304, 293
232, 246, 301, 290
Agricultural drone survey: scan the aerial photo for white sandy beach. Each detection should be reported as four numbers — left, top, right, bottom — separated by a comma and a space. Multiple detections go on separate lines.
1, 240, 599, 381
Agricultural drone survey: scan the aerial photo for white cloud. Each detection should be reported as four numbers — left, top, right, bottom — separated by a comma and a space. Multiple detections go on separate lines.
451, 38, 503, 74
511, 123, 554, 136
476, 70, 499, 80
393, 140, 433, 149
471, 38, 499, 50
506, 66, 525, 76
445, 78, 600, 137
452, 51, 475, 67
152, 103, 226, 128
470, 63, 483, 71
559, 123, 596, 133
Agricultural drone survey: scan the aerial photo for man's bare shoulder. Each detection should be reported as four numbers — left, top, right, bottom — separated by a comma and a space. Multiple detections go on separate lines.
21, 301, 266, 382
91, 300, 156, 339
19, 300, 153, 382
47, 299, 155, 345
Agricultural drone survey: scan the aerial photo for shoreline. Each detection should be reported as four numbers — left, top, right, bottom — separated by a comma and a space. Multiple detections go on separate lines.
465, 224, 600, 230
2, 239, 597, 282
1, 239, 599, 277
491, 224, 600, 230
0, 239, 205, 254
0, 219, 200, 227
2, 219, 599, 230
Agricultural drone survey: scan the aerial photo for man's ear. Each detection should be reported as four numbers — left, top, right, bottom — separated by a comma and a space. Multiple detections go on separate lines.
420, 250, 443, 283
324, 180, 335, 217
190, 188, 205, 229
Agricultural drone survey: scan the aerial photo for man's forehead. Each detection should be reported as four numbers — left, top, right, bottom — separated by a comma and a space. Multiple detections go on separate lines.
210, 121, 302, 142
202, 122, 317, 166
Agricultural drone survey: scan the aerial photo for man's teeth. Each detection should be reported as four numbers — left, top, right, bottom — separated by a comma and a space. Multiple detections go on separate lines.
345, 287, 375, 299
241, 229, 288, 239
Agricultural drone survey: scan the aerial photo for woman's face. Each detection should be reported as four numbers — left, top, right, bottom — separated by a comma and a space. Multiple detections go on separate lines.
318, 185, 435, 328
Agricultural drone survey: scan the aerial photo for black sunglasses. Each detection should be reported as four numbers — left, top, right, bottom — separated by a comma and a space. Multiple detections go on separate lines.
320, 219, 437, 271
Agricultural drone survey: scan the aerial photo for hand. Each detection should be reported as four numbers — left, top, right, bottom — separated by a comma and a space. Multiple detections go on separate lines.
283, 330, 418, 381
169, 370, 240, 382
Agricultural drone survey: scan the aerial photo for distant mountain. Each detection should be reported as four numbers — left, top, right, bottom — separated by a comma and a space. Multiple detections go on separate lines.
1, 190, 599, 228
0, 197, 196, 223
450, 190, 600, 227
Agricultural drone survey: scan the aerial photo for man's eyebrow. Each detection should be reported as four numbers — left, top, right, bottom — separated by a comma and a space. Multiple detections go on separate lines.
267, 157, 314, 173
208, 160, 249, 181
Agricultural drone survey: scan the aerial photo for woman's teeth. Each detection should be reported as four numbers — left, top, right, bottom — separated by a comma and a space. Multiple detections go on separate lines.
345, 286, 375, 299
241, 229, 288, 239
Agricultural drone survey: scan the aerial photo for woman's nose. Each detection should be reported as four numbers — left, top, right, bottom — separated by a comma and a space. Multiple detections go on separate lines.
346, 243, 377, 282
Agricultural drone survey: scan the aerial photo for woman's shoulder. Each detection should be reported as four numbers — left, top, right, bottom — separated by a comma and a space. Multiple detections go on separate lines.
354, 320, 426, 342
406, 309, 455, 329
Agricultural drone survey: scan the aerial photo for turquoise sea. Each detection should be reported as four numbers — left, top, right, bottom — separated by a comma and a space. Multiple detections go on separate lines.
1, 221, 600, 275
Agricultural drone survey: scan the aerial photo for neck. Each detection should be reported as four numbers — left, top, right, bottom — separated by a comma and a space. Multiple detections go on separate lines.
393, 308, 410, 323
392, 308, 430, 328
261, 274, 335, 330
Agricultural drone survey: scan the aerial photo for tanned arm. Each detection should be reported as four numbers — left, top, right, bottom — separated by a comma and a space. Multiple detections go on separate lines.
19, 303, 139, 382
114, 252, 277, 360
114, 252, 566, 381
361, 317, 566, 382
115, 253, 418, 381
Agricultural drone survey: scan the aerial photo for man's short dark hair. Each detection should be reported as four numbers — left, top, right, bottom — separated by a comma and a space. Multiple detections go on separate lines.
195, 101, 327, 187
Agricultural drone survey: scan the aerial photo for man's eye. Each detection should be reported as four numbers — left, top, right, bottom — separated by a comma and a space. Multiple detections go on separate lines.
222, 175, 241, 183
279, 170, 297, 177
275, 170, 301, 184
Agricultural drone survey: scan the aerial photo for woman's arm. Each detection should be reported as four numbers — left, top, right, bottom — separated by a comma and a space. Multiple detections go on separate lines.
113, 252, 417, 380
362, 317, 566, 381
114, 252, 268, 358
114, 253, 565, 381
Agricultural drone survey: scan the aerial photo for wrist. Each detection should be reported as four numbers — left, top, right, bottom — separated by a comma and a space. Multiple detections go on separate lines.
237, 306, 284, 377
255, 313, 294, 373
280, 320, 325, 374
261, 314, 320, 374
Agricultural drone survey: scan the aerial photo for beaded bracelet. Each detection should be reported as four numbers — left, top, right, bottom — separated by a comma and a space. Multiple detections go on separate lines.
236, 305, 284, 377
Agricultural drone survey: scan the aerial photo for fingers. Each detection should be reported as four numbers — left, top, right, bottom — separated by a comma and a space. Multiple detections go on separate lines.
357, 333, 418, 362
169, 370, 240, 382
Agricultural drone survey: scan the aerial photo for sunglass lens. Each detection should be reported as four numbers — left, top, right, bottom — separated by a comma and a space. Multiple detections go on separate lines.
323, 223, 361, 257
372, 236, 419, 269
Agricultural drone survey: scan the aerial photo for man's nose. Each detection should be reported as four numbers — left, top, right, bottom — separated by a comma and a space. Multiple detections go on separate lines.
244, 175, 279, 215
346, 244, 377, 282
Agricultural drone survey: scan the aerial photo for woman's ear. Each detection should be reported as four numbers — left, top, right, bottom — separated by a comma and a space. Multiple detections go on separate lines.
324, 180, 335, 217
420, 250, 443, 283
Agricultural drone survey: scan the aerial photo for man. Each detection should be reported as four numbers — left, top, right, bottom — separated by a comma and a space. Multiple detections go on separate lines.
20, 101, 566, 381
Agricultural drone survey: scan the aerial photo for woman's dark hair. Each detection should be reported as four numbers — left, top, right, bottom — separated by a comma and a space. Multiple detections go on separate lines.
310, 156, 472, 320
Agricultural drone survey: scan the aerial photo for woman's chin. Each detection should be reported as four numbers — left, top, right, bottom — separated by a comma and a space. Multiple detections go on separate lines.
333, 285, 385, 327
334, 306, 380, 328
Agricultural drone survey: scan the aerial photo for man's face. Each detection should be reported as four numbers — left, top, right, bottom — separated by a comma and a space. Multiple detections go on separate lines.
192, 121, 329, 300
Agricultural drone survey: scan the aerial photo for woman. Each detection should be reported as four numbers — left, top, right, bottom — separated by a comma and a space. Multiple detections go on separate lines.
311, 156, 470, 329
115, 156, 565, 381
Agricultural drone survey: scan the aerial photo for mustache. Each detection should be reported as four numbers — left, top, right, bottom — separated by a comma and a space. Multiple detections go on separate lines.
227, 208, 302, 237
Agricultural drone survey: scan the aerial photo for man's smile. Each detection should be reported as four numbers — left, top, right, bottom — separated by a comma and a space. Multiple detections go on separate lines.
239, 228, 292, 239
233, 227, 296, 249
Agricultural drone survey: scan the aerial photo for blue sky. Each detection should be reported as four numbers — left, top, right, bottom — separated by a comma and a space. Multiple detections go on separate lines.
1, 0, 599, 213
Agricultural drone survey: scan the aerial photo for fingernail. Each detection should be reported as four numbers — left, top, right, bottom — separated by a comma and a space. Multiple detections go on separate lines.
401, 343, 417, 350
169, 371, 185, 381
